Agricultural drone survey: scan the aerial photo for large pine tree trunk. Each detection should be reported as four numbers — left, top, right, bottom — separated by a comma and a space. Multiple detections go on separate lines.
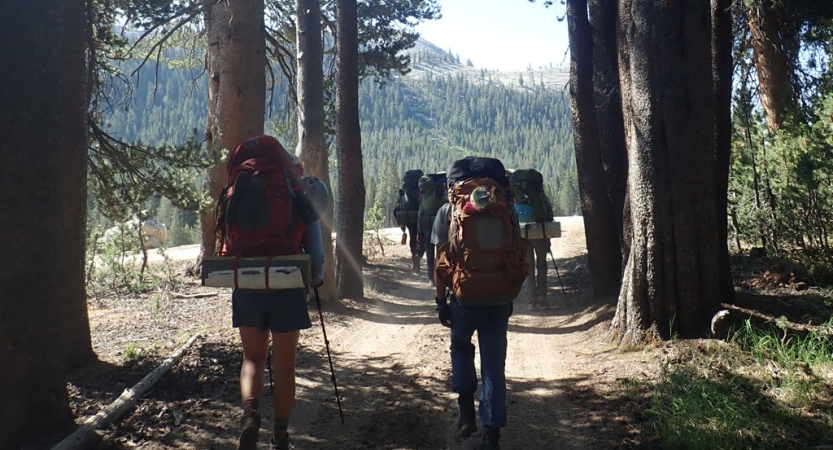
713, 0, 734, 301
297, 0, 338, 301
0, 1, 84, 446
567, 0, 623, 299
612, 0, 723, 345
200, 0, 266, 261
747, 1, 792, 133
589, 0, 628, 248
335, 0, 366, 299
59, 0, 96, 371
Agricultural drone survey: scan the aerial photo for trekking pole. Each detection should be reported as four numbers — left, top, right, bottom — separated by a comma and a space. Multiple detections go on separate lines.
547, 249, 569, 301
313, 286, 345, 424
267, 347, 274, 395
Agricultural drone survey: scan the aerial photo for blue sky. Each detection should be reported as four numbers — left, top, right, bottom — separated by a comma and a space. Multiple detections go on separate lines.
415, 0, 569, 71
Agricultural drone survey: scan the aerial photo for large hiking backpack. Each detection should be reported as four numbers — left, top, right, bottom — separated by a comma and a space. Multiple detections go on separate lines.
435, 157, 529, 306
214, 135, 307, 257
417, 173, 448, 233
394, 169, 424, 226
509, 169, 548, 223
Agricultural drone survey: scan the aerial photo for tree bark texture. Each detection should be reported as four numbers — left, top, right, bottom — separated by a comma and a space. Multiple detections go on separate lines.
747, 1, 792, 133
616, 0, 634, 260
335, 0, 366, 299
712, 0, 734, 301
0, 1, 85, 446
297, 0, 338, 301
612, 0, 723, 346
589, 0, 628, 249
567, 0, 623, 299
58, 0, 96, 371
200, 0, 267, 261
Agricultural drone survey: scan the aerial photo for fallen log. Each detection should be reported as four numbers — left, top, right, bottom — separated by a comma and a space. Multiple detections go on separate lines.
170, 291, 218, 299
51, 334, 201, 450
720, 303, 833, 337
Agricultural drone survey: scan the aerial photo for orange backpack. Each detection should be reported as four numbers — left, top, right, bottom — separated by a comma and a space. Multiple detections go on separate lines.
435, 176, 529, 306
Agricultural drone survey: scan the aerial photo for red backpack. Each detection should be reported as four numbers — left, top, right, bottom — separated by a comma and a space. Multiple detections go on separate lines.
215, 135, 306, 257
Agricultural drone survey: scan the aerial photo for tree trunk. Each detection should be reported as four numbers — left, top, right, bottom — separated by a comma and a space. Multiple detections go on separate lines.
713, 0, 734, 301
0, 1, 85, 446
612, 0, 723, 346
747, 1, 792, 133
567, 0, 622, 299
200, 0, 267, 262
616, 0, 634, 261
589, 0, 628, 248
297, 0, 338, 301
56, 0, 97, 371
335, 0, 366, 299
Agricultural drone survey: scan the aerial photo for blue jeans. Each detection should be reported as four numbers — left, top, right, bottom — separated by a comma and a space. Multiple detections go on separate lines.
449, 297, 511, 428
421, 231, 435, 282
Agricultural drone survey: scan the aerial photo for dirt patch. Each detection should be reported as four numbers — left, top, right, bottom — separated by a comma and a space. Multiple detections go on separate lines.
33, 217, 659, 450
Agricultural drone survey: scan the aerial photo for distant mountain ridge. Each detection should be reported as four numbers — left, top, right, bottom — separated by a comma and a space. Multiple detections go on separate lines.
404, 38, 570, 91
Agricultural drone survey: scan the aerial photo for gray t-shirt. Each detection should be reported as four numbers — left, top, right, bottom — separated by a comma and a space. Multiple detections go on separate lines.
430, 203, 452, 246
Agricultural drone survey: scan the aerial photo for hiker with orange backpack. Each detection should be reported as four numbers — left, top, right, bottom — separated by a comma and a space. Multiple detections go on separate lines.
431, 157, 529, 450
214, 135, 327, 450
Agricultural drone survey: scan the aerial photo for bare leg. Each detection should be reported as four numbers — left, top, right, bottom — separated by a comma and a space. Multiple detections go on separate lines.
239, 326, 271, 404
270, 330, 301, 439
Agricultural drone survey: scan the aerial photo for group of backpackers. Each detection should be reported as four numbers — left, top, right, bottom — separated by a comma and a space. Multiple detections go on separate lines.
395, 158, 558, 449
393, 169, 449, 284
212, 134, 557, 450
394, 163, 557, 310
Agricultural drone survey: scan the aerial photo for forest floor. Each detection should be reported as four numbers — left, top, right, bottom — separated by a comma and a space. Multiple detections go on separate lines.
31, 217, 833, 449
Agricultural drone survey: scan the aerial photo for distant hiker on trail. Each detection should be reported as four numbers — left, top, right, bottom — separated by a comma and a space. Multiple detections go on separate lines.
510, 168, 556, 309
432, 156, 529, 450
416, 172, 448, 285
394, 169, 425, 273
214, 135, 326, 450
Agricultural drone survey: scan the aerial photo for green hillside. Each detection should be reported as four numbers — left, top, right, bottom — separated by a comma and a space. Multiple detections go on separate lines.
101, 55, 578, 239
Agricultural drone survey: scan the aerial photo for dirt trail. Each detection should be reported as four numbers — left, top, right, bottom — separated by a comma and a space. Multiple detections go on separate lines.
49, 217, 655, 450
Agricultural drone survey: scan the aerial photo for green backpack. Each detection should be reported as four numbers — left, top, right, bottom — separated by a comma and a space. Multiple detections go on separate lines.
417, 173, 448, 233
510, 169, 547, 222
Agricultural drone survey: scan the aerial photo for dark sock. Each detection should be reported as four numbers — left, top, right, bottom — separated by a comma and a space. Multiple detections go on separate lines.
273, 418, 290, 439
242, 398, 259, 415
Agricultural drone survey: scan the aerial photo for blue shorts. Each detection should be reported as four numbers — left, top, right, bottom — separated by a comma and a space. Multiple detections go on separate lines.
231, 288, 313, 333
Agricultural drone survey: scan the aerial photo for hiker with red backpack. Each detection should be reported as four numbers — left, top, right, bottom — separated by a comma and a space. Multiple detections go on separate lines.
214, 135, 327, 450
431, 157, 529, 450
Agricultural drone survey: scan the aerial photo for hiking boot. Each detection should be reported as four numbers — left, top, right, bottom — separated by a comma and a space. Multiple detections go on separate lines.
411, 255, 421, 273
270, 435, 294, 450
237, 409, 261, 450
455, 394, 477, 441
480, 426, 500, 450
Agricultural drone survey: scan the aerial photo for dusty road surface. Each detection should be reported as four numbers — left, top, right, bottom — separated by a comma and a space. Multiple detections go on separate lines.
44, 217, 657, 450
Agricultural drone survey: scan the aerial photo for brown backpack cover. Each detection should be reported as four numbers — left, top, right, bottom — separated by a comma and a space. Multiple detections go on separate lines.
435, 177, 529, 306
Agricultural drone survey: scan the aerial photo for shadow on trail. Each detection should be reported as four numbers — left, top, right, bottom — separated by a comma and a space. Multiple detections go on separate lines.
332, 294, 436, 326
508, 302, 615, 336
504, 376, 651, 450
48, 321, 645, 449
